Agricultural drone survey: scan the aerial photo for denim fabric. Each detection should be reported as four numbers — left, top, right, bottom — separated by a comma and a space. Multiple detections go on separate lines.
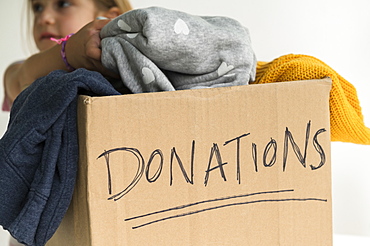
0, 69, 120, 246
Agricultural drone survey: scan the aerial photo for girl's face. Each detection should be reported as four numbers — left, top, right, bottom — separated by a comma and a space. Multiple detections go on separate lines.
31, 0, 103, 51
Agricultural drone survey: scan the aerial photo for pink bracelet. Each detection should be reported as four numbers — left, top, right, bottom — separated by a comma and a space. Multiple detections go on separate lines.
50, 34, 76, 71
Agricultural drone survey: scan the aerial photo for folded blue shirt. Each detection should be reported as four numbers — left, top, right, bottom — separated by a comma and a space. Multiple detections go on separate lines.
0, 69, 120, 246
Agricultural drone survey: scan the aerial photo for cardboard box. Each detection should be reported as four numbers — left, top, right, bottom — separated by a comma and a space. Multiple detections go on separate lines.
48, 78, 332, 245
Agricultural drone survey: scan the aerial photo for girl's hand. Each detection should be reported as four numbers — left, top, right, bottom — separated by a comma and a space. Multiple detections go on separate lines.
65, 19, 118, 78
4, 19, 118, 104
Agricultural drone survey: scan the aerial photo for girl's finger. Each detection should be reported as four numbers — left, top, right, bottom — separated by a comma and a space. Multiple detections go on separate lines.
94, 19, 111, 30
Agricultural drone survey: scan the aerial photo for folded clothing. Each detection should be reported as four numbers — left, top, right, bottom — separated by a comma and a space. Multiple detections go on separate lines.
254, 54, 370, 145
100, 6, 257, 93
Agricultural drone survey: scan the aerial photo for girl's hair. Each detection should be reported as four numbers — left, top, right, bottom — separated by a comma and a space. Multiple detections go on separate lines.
23, 0, 133, 54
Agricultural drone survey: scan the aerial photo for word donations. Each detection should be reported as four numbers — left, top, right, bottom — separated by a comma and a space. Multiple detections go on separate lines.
97, 121, 327, 201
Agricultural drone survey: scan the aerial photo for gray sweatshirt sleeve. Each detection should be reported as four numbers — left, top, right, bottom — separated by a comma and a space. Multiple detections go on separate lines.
100, 7, 257, 93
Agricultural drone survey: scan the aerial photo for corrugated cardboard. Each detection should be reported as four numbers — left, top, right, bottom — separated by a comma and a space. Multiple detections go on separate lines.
48, 78, 332, 246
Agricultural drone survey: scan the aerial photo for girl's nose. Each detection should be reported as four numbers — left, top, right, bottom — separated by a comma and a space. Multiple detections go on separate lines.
37, 7, 56, 25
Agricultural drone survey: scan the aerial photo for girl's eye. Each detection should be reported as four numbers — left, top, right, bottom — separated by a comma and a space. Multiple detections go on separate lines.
56, 0, 71, 8
32, 2, 44, 13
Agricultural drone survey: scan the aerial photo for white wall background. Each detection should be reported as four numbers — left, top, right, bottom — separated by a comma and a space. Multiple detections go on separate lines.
1, 0, 369, 245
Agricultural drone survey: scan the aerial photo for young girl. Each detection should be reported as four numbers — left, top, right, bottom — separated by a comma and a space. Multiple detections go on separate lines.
3, 0, 133, 111
5, 1, 133, 245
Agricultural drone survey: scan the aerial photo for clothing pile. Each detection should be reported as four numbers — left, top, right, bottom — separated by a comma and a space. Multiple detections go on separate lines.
0, 6, 369, 246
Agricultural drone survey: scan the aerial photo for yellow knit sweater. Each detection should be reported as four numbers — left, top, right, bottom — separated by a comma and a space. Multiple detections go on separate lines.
253, 54, 370, 145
